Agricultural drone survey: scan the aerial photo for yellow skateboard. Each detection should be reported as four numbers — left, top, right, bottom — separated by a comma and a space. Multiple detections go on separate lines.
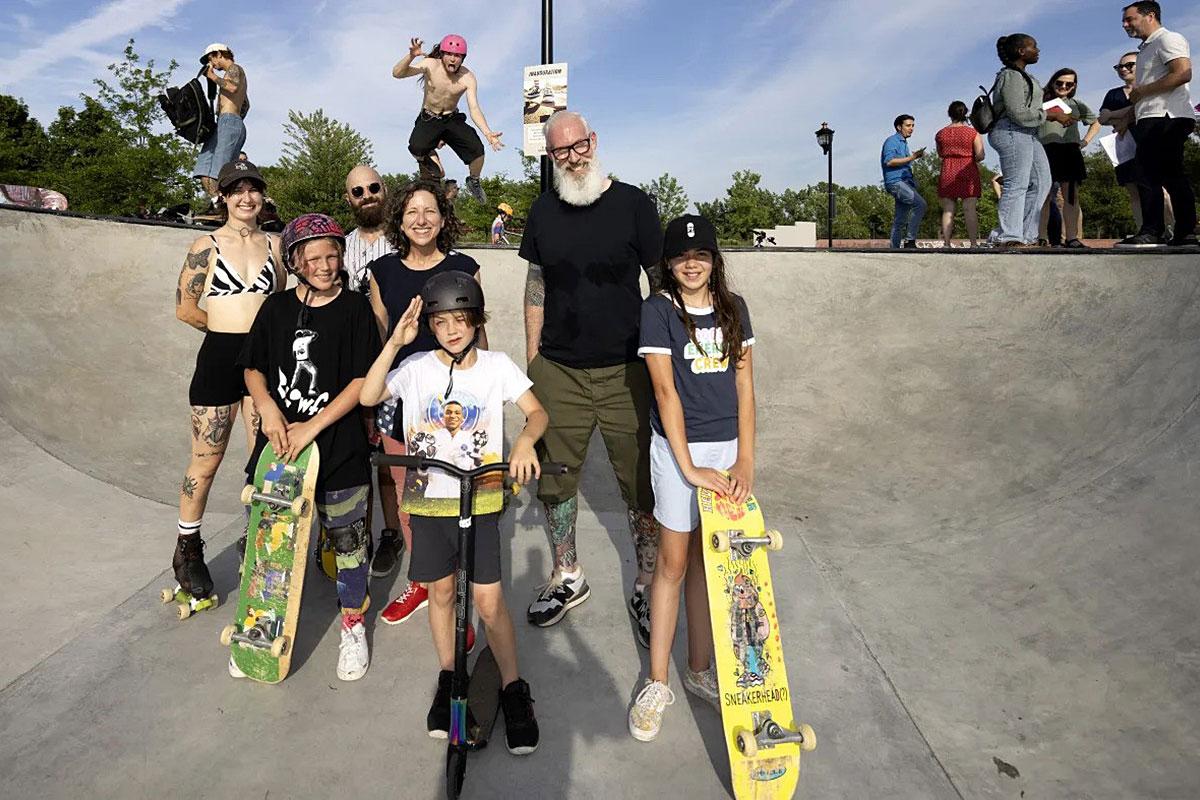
698, 486, 816, 799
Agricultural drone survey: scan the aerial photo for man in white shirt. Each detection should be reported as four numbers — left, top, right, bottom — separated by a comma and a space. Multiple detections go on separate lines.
342, 165, 394, 294
1117, 1, 1195, 247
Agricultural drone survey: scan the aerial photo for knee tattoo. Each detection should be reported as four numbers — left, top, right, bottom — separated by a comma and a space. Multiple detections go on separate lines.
329, 519, 369, 570
545, 497, 579, 566
627, 508, 660, 574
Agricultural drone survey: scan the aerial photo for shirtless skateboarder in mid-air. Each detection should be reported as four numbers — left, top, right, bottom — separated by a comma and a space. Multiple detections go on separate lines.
392, 34, 503, 204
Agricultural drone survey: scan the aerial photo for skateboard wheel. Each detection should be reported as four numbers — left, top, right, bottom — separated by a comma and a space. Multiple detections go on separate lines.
240, 485, 255, 505
177, 603, 191, 621
219, 625, 236, 647
798, 723, 817, 752
712, 530, 730, 553
735, 727, 757, 757
160, 588, 174, 604
270, 635, 290, 658
290, 497, 309, 516
766, 529, 783, 551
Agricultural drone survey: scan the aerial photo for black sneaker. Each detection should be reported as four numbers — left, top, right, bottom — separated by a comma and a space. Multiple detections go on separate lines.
500, 678, 539, 755
628, 584, 650, 649
1168, 234, 1199, 248
370, 528, 402, 578
465, 176, 487, 204
901, 239, 918, 249
1115, 232, 1168, 248
526, 569, 591, 627
428, 670, 476, 739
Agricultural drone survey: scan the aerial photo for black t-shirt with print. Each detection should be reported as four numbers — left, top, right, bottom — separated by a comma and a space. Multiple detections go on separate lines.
238, 288, 381, 491
518, 181, 663, 368
369, 250, 481, 370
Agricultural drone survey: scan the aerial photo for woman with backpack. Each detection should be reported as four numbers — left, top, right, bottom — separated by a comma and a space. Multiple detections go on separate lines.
988, 34, 1076, 247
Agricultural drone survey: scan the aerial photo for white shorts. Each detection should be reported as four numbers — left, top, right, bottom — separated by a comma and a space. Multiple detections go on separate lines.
650, 431, 738, 533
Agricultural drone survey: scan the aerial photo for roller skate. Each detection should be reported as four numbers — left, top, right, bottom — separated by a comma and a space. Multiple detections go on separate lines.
160, 534, 219, 620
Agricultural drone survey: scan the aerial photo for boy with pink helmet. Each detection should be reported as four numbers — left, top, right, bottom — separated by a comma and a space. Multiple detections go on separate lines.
392, 34, 503, 204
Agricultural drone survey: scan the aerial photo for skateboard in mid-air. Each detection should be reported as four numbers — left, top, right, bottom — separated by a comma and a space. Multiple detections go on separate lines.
698, 484, 816, 799
220, 442, 319, 684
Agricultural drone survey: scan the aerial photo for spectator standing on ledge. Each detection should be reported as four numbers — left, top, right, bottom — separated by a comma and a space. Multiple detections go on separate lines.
881, 115, 927, 248
988, 34, 1075, 247
193, 44, 250, 206
1115, 1, 1196, 248
935, 101, 985, 247
1038, 68, 1101, 248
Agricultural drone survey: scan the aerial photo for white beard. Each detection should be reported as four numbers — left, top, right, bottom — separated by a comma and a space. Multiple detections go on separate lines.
553, 157, 607, 207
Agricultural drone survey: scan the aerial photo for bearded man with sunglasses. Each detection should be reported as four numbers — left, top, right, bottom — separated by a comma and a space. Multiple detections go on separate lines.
343, 166, 393, 296
520, 111, 664, 647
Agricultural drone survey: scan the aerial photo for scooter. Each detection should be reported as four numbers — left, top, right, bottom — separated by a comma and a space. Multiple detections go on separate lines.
372, 452, 566, 799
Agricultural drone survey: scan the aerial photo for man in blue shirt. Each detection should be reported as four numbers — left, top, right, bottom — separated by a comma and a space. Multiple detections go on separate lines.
881, 114, 928, 248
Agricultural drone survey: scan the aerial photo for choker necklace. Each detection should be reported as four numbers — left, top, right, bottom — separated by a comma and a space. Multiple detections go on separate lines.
237, 226, 251, 238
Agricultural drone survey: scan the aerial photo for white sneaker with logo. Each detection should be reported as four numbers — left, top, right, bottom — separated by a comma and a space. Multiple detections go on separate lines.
337, 622, 370, 681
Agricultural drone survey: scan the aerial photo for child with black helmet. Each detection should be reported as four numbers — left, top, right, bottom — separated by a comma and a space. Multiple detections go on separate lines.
236, 213, 381, 681
360, 271, 547, 754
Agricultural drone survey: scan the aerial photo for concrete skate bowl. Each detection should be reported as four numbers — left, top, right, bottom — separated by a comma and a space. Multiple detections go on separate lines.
2, 207, 1199, 794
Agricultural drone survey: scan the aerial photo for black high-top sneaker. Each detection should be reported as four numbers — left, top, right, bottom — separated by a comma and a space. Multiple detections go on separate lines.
173, 534, 213, 599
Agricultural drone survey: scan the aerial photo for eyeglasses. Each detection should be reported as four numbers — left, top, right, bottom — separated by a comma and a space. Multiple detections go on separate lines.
547, 137, 592, 160
351, 182, 381, 198
1054, 81, 1076, 88
1114, 62, 1136, 71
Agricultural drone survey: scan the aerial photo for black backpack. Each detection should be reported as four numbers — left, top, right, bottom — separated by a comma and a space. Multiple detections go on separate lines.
157, 67, 217, 145
970, 84, 997, 134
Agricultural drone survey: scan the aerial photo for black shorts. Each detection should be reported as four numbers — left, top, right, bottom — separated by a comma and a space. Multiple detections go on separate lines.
408, 512, 501, 585
408, 111, 485, 166
188, 331, 248, 407
1043, 142, 1086, 185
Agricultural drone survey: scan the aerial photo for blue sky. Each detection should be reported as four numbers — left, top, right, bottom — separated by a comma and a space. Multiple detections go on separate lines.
1, 0, 1196, 206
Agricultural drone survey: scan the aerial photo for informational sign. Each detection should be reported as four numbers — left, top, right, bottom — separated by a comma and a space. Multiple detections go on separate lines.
523, 63, 568, 157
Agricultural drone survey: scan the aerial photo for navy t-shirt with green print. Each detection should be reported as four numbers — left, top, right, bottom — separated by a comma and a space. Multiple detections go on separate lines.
637, 292, 754, 443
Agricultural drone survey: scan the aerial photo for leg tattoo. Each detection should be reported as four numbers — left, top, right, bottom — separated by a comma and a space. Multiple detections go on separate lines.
204, 406, 233, 446
627, 508, 660, 577
545, 497, 579, 570
190, 406, 204, 440
181, 474, 198, 499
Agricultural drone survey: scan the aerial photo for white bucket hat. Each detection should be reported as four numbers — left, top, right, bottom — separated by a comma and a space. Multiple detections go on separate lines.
200, 42, 231, 64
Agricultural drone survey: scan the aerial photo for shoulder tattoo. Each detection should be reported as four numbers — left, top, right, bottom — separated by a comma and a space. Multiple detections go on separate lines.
186, 247, 212, 271
524, 264, 545, 307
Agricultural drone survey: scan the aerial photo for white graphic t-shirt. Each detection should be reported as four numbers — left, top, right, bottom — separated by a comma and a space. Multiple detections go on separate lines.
385, 349, 532, 516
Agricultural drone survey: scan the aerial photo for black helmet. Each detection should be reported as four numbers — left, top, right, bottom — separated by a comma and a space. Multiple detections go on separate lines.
420, 271, 484, 316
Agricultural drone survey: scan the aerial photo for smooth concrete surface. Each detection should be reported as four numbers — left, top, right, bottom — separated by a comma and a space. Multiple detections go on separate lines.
2, 207, 1199, 799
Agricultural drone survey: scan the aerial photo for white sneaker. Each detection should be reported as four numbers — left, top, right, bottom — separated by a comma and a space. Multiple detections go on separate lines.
683, 665, 719, 709
337, 622, 370, 681
628, 679, 675, 742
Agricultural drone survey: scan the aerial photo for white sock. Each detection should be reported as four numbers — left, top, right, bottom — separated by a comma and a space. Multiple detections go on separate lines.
178, 518, 201, 538
560, 565, 581, 580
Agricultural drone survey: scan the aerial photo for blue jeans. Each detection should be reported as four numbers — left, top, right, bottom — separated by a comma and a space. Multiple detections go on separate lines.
885, 180, 927, 247
988, 119, 1050, 243
193, 113, 247, 179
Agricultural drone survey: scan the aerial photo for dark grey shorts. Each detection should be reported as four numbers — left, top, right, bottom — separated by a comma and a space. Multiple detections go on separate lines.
408, 512, 501, 585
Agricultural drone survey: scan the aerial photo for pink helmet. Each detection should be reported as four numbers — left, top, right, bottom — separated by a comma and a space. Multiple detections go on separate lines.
281, 213, 346, 271
439, 34, 467, 55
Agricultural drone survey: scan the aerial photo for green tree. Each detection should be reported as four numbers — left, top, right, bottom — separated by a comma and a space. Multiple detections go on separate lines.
269, 109, 374, 227
0, 95, 48, 185
639, 172, 689, 226
697, 170, 785, 244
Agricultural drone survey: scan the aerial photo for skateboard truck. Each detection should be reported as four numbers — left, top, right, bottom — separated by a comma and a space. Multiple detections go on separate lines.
241, 485, 309, 517
711, 528, 783, 558
735, 710, 817, 758
220, 620, 290, 658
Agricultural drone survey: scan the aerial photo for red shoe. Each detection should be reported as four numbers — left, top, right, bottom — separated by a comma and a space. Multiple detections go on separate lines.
380, 582, 429, 625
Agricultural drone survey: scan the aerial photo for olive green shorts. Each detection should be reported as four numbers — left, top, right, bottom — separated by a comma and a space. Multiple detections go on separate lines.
527, 354, 654, 512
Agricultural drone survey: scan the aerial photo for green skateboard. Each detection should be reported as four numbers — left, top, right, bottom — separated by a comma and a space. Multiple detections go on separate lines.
220, 441, 319, 684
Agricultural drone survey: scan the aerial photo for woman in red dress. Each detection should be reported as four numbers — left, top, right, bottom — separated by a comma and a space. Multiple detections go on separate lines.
935, 101, 985, 246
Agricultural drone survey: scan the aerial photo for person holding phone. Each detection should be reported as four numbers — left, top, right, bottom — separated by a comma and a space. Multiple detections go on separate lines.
881, 114, 928, 249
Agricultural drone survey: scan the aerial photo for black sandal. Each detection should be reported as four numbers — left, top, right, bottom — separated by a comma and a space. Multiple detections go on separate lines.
1065, 239, 1088, 249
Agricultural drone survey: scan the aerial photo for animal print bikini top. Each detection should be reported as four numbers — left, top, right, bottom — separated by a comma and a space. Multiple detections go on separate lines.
205, 234, 277, 298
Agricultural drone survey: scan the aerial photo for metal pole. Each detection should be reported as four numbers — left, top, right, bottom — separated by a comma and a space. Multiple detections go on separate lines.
540, 0, 553, 195
827, 147, 834, 249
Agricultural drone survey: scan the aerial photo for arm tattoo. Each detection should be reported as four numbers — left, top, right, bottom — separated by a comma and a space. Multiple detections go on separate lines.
645, 263, 664, 294
186, 272, 206, 300
186, 248, 212, 271
524, 263, 545, 307
176, 287, 182, 307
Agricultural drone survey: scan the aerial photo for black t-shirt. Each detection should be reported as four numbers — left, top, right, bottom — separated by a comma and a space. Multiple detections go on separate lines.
238, 288, 381, 491
518, 181, 663, 368
369, 250, 481, 370
1100, 86, 1131, 113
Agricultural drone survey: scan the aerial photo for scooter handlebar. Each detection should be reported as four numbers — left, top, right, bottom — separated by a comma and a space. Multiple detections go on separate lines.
371, 453, 568, 478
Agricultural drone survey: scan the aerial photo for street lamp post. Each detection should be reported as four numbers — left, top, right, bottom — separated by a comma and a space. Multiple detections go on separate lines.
815, 122, 834, 249
540, 0, 554, 194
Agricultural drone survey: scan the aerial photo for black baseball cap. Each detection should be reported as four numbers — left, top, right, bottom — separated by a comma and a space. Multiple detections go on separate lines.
663, 214, 718, 260
217, 159, 266, 192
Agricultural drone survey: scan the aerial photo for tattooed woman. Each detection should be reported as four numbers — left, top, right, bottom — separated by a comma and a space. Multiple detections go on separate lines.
172, 159, 284, 600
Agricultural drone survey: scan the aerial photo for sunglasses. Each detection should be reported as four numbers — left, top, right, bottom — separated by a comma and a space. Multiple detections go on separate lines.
1054, 81, 1076, 88
1114, 62, 1136, 71
547, 137, 592, 160
351, 182, 381, 198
